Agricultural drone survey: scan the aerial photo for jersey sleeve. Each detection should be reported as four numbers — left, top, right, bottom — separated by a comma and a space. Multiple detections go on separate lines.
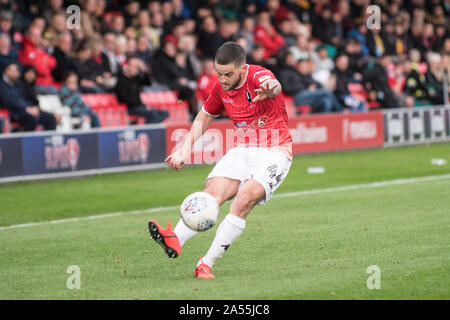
202, 82, 224, 117
251, 68, 278, 88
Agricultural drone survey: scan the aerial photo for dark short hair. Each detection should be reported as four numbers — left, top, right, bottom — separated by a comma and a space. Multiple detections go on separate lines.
215, 41, 246, 66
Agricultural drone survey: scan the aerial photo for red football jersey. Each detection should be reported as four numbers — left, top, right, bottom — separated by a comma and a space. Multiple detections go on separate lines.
203, 64, 292, 158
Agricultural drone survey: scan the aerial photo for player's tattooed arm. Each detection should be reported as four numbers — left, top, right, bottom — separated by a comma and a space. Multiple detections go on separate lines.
253, 79, 282, 102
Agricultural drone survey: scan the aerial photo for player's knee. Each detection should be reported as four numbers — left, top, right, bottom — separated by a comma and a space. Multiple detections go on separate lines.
203, 183, 226, 206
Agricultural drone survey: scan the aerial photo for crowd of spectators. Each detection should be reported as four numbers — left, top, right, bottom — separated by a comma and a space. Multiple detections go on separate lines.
0, 0, 449, 132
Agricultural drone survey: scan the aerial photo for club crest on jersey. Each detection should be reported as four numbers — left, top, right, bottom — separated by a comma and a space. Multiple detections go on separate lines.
253, 115, 268, 127
246, 89, 252, 103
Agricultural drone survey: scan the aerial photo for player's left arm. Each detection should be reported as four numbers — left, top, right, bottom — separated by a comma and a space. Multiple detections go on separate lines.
253, 78, 282, 102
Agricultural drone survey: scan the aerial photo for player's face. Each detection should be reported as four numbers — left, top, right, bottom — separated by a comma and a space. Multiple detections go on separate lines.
215, 62, 246, 91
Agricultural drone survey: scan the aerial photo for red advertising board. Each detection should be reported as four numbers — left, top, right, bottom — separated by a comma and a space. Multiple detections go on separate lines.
165, 111, 385, 164
289, 111, 385, 154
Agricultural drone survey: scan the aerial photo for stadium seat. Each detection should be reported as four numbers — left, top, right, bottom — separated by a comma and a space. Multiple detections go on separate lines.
140, 91, 189, 125
0, 108, 43, 133
0, 108, 11, 133
296, 105, 312, 115
282, 95, 297, 118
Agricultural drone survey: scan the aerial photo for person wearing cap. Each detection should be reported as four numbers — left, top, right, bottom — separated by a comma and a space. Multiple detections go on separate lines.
0, 62, 58, 131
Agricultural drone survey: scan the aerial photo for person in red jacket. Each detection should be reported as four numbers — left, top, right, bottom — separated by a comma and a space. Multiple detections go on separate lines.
253, 10, 285, 60
18, 26, 58, 94
195, 59, 218, 104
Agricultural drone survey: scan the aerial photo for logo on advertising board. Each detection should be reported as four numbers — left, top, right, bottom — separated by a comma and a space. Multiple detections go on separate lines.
44, 135, 80, 171
430, 109, 445, 138
290, 122, 328, 144
0, 147, 2, 168
342, 119, 378, 143
409, 110, 425, 141
118, 130, 150, 164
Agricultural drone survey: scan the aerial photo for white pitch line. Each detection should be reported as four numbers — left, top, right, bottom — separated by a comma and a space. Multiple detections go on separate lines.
1, 173, 450, 232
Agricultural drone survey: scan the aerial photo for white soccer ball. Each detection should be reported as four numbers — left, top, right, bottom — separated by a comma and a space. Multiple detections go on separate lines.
180, 192, 219, 232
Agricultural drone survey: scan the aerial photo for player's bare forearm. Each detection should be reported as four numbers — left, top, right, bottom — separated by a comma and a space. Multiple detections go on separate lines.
165, 109, 213, 170
183, 109, 213, 152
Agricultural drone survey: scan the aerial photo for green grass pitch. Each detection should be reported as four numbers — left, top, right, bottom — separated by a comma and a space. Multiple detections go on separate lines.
0, 143, 449, 299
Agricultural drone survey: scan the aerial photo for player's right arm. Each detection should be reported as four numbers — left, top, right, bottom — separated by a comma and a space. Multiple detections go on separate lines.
165, 109, 214, 170
166, 82, 224, 170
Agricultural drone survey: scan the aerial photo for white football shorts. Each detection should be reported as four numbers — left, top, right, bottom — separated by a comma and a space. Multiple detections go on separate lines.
206, 147, 292, 205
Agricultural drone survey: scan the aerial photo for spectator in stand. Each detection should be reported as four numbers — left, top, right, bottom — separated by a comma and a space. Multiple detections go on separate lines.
380, 19, 397, 56
366, 27, 386, 58
112, 34, 128, 75
147, 10, 165, 50
115, 56, 169, 124
198, 15, 223, 59
152, 40, 191, 93
344, 37, 366, 76
393, 22, 408, 56
0, 33, 17, 72
425, 52, 448, 105
347, 22, 370, 57
279, 55, 344, 113
237, 15, 255, 52
404, 56, 430, 104
421, 23, 436, 53
407, 21, 426, 56
254, 9, 284, 60
247, 42, 273, 70
0, 62, 57, 131
195, 59, 218, 104
100, 31, 117, 75
289, 33, 309, 63
0, 10, 14, 45
312, 4, 340, 47
42, 0, 65, 24
20, 65, 40, 108
72, 40, 104, 93
111, 14, 126, 36
18, 25, 58, 94
312, 44, 334, 88
277, 17, 297, 52
52, 32, 75, 84
178, 34, 202, 80
132, 10, 153, 45
80, 0, 102, 40
90, 37, 116, 91
124, 0, 140, 28
363, 55, 398, 108
135, 33, 152, 72
332, 54, 366, 112
218, 18, 239, 44
43, 10, 67, 49
433, 24, 447, 52
59, 72, 101, 128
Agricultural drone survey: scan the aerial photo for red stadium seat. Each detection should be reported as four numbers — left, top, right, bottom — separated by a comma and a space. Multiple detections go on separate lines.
0, 108, 10, 133
296, 105, 312, 115
282, 95, 297, 118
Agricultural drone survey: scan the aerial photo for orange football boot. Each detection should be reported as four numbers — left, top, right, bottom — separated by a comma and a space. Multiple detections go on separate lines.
194, 259, 215, 279
148, 220, 181, 258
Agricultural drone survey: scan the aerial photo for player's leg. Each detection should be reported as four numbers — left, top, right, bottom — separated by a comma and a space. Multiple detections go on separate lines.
195, 179, 264, 278
172, 177, 240, 247
196, 149, 292, 278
